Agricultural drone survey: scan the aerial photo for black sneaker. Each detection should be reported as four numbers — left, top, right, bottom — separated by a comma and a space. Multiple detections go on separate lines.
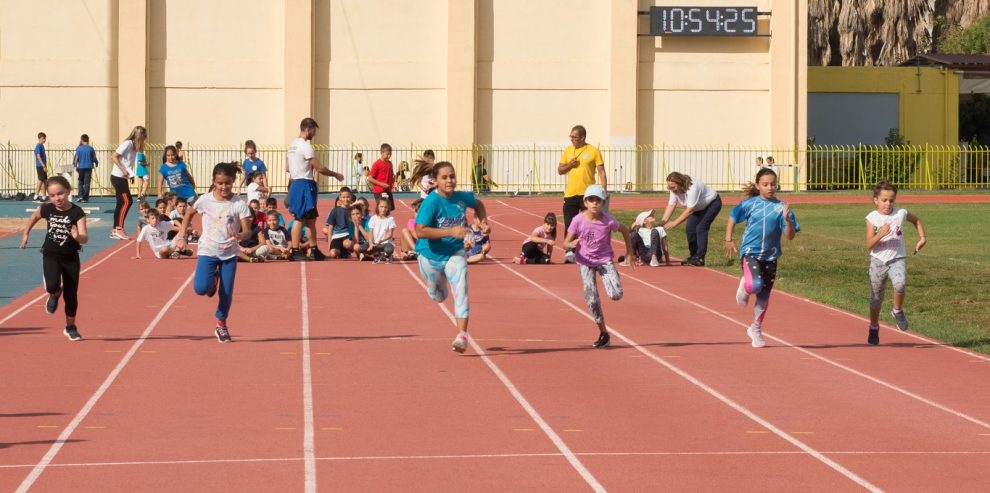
289, 249, 309, 262
45, 290, 61, 314
180, 249, 193, 257
310, 247, 327, 261
686, 257, 705, 267
867, 326, 880, 346
680, 257, 694, 265
63, 325, 82, 341
215, 323, 231, 343
593, 331, 611, 348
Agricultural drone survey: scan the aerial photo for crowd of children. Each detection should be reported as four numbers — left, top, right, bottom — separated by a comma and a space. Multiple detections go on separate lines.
24, 125, 928, 352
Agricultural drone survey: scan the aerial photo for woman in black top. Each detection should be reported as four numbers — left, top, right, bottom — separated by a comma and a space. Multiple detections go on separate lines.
20, 176, 89, 341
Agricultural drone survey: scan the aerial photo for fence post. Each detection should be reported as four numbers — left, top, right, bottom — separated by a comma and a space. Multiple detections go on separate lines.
724, 143, 732, 191
857, 143, 865, 190
924, 143, 932, 190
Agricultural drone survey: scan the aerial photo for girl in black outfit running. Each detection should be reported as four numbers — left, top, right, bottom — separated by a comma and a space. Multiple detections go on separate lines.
20, 176, 89, 341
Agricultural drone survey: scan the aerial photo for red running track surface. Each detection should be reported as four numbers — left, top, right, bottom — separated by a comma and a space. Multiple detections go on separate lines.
1, 196, 988, 492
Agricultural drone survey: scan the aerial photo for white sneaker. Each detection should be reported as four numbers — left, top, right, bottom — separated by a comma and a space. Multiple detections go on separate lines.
649, 257, 660, 267
451, 332, 468, 353
735, 277, 750, 307
564, 250, 576, 264
747, 325, 766, 348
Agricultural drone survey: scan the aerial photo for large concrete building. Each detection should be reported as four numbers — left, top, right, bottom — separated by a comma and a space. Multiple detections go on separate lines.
0, 0, 806, 150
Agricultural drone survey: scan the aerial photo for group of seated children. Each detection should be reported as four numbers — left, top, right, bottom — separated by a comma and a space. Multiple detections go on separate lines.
322, 187, 403, 263
133, 195, 198, 259
512, 209, 669, 267
237, 197, 289, 262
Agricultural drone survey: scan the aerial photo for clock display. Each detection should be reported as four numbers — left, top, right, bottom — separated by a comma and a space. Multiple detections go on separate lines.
649, 6, 759, 36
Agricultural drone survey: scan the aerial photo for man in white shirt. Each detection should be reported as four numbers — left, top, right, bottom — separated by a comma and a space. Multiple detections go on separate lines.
286, 117, 344, 261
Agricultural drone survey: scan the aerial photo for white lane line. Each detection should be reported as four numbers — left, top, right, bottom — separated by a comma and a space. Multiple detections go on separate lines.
493, 199, 990, 363
0, 241, 133, 327
398, 261, 606, 493
489, 258, 882, 492
15, 272, 194, 493
3, 449, 989, 469
488, 206, 990, 422
300, 263, 317, 493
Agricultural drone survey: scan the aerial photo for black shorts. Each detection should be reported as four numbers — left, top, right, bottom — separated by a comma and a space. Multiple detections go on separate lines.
36, 167, 48, 182
328, 237, 352, 257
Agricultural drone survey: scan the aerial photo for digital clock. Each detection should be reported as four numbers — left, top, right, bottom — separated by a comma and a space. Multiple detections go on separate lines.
649, 6, 759, 36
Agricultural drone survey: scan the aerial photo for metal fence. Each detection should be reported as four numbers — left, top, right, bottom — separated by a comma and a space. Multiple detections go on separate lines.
3, 142, 988, 196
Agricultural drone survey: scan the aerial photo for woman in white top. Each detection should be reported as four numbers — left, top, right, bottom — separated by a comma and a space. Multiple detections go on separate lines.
110, 125, 147, 240
658, 171, 722, 266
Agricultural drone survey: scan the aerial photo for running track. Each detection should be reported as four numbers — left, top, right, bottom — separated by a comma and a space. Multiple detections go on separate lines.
1, 196, 988, 492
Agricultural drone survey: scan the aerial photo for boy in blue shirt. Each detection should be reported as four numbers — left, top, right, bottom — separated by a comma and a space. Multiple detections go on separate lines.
72, 134, 99, 203
34, 132, 48, 202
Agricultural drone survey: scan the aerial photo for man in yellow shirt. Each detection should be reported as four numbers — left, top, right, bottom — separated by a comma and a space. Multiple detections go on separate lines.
558, 125, 608, 263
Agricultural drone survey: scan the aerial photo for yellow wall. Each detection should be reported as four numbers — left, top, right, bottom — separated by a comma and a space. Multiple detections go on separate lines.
1, 0, 807, 152
808, 66, 960, 146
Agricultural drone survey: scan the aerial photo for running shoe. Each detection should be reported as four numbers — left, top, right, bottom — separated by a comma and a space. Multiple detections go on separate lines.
115, 229, 131, 240
169, 250, 182, 259
45, 290, 60, 314
215, 322, 231, 343
248, 256, 265, 263
451, 333, 469, 353
309, 247, 327, 261
747, 325, 766, 348
593, 331, 611, 348
890, 309, 909, 331
564, 250, 576, 264
109, 230, 122, 240
686, 257, 705, 267
650, 257, 661, 267
63, 325, 82, 341
735, 277, 750, 307
512, 254, 526, 265
288, 249, 309, 262
868, 326, 880, 345
180, 249, 194, 257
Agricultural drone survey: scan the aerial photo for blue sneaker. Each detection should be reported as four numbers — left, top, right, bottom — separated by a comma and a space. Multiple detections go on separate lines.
890, 309, 909, 331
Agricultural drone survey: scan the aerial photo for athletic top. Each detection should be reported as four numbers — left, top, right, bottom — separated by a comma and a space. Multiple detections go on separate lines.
287, 138, 316, 181
264, 225, 290, 247
524, 225, 554, 246
324, 206, 352, 240
668, 179, 718, 210
415, 191, 478, 261
866, 208, 908, 263
560, 144, 604, 198
40, 203, 85, 256
567, 212, 619, 267
138, 221, 175, 253
35, 143, 47, 168
368, 215, 396, 243
74, 145, 98, 169
244, 157, 267, 176
193, 193, 252, 260
637, 226, 667, 248
730, 196, 800, 261
113, 140, 137, 178
370, 159, 395, 194
159, 162, 196, 199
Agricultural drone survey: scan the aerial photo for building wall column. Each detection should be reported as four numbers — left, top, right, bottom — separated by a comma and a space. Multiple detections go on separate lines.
609, 0, 639, 146
285, 0, 315, 142
446, 0, 477, 145
117, 0, 149, 140
770, 0, 808, 149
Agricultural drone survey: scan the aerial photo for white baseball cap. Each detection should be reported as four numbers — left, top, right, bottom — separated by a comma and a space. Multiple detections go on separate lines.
583, 184, 606, 200
634, 209, 655, 227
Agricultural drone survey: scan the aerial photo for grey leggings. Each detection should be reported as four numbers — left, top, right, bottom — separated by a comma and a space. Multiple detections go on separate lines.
869, 257, 907, 311
579, 262, 623, 324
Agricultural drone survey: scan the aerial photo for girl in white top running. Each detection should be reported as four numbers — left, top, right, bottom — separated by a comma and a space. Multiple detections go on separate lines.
864, 179, 926, 345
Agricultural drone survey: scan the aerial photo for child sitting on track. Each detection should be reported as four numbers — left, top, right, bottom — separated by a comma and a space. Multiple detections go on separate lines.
513, 212, 557, 264
169, 198, 199, 242
563, 184, 634, 348
256, 211, 291, 260
322, 187, 355, 259
399, 198, 423, 260
864, 179, 926, 345
465, 222, 491, 264
248, 199, 267, 229
725, 167, 799, 349
246, 171, 270, 204
415, 161, 490, 353
263, 197, 285, 227
134, 209, 191, 260
363, 199, 397, 263
349, 205, 373, 260
630, 209, 670, 267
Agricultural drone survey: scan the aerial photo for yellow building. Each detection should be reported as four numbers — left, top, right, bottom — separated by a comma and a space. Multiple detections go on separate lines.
808, 66, 959, 146
1, 0, 806, 146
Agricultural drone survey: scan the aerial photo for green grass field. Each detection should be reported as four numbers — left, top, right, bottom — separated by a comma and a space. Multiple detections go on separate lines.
612, 203, 990, 354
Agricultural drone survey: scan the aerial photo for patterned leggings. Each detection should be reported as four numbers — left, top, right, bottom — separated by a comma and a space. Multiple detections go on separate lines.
579, 262, 623, 324
741, 255, 778, 328
418, 252, 469, 318
869, 257, 907, 311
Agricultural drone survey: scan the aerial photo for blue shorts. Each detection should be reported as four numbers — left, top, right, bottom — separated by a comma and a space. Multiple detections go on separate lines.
288, 179, 318, 220
135, 165, 149, 179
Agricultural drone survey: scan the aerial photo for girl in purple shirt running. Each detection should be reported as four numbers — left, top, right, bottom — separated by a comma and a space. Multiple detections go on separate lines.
562, 184, 634, 348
